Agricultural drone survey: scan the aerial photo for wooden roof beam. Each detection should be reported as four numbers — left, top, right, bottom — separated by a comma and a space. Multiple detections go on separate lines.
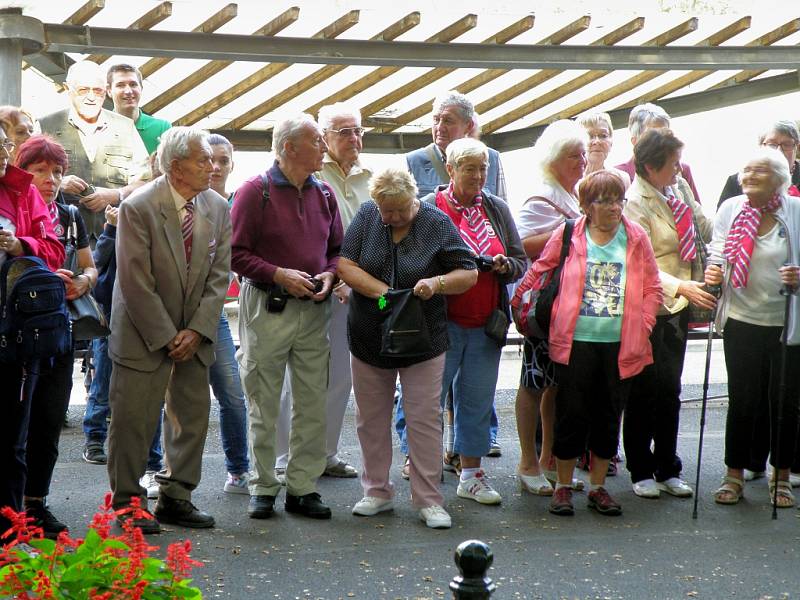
179, 10, 362, 127
357, 15, 534, 125
63, 0, 104, 25
139, 3, 238, 79
480, 17, 647, 134
372, 15, 590, 133
216, 12, 421, 130
141, 6, 300, 116
302, 14, 478, 120
86, 1, 173, 65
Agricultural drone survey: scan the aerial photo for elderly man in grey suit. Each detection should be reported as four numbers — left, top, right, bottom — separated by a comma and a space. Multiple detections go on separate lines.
107, 127, 231, 534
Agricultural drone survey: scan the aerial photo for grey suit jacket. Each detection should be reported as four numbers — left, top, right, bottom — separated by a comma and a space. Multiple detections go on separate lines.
109, 175, 231, 371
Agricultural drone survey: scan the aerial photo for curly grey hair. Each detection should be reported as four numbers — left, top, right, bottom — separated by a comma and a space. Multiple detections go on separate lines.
738, 146, 791, 195
158, 126, 210, 175
272, 113, 320, 160
628, 103, 670, 141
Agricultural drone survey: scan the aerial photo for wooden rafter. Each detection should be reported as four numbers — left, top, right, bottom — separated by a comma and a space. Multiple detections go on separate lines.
372, 15, 591, 133
301, 14, 479, 120
215, 12, 421, 130
178, 10, 361, 127
86, 2, 173, 65
479, 17, 647, 134
530, 17, 706, 127
63, 0, 104, 25
139, 4, 238, 80
141, 6, 300, 116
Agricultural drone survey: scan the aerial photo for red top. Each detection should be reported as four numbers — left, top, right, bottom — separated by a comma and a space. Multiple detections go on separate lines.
436, 194, 504, 328
0, 165, 64, 271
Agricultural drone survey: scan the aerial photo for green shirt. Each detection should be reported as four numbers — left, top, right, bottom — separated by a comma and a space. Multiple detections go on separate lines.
135, 111, 172, 154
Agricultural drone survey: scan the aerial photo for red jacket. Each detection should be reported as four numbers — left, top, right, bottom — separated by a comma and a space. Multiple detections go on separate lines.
512, 216, 662, 379
0, 165, 64, 271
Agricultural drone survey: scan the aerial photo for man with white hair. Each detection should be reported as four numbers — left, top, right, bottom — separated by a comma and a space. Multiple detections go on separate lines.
274, 103, 369, 480
232, 113, 343, 520
39, 60, 149, 243
107, 127, 231, 533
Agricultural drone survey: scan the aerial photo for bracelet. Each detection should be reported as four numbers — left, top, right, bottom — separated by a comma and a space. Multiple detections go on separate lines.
437, 275, 445, 294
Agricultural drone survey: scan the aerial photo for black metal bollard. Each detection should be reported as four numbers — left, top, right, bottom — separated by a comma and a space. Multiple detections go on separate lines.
450, 539, 495, 599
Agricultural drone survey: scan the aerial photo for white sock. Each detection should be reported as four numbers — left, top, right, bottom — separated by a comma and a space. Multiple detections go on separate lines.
460, 468, 480, 482
590, 483, 604, 491
555, 482, 571, 490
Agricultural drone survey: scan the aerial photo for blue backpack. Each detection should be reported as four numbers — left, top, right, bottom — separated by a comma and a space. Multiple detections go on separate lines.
0, 256, 72, 364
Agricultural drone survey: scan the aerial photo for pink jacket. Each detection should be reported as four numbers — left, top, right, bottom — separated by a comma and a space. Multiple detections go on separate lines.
512, 216, 662, 379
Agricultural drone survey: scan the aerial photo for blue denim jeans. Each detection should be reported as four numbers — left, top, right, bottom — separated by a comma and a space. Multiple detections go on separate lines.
83, 335, 163, 471
210, 310, 249, 475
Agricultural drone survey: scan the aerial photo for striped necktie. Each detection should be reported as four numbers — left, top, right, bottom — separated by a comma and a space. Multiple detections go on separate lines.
664, 193, 696, 262
182, 200, 194, 266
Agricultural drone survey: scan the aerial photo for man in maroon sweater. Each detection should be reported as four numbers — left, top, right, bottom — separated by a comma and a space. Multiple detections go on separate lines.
231, 113, 343, 521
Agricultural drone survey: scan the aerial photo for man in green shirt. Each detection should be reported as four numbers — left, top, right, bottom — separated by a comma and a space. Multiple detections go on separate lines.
107, 63, 171, 154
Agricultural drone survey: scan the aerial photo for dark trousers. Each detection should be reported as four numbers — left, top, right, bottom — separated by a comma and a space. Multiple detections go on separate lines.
623, 310, 688, 483
0, 363, 36, 538
553, 341, 630, 460
25, 349, 74, 498
723, 318, 800, 470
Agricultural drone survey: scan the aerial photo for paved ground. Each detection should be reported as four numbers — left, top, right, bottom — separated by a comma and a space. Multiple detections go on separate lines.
53, 339, 800, 599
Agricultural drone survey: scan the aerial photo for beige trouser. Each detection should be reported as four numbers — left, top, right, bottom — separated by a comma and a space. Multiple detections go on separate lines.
237, 283, 331, 497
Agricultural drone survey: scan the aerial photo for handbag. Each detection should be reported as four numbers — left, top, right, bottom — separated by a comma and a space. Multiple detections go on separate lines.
484, 285, 510, 347
63, 205, 111, 341
514, 219, 575, 339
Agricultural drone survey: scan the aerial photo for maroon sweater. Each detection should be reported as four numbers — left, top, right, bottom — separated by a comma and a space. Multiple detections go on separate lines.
231, 162, 343, 284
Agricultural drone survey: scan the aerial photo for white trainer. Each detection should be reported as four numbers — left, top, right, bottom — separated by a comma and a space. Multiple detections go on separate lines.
352, 496, 394, 516
656, 477, 693, 498
632, 478, 660, 499
139, 471, 159, 500
456, 471, 502, 505
419, 505, 451, 529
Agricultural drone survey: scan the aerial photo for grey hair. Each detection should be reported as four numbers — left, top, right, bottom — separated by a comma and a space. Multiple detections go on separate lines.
369, 167, 418, 206
628, 103, 670, 140
432, 90, 474, 124
758, 119, 800, 145
738, 146, 791, 195
272, 113, 319, 160
576, 110, 613, 134
66, 60, 105, 86
446, 137, 489, 168
207, 133, 233, 154
158, 126, 210, 174
318, 103, 362, 131
532, 119, 589, 184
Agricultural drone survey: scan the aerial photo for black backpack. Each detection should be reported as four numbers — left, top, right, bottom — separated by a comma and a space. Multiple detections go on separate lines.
0, 256, 72, 364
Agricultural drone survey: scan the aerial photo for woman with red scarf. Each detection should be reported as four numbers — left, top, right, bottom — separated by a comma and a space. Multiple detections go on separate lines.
706, 147, 800, 508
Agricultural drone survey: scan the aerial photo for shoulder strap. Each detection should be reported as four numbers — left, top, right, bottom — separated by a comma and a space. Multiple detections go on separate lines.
425, 144, 450, 183
528, 195, 573, 218
558, 219, 575, 267
66, 204, 78, 244
259, 172, 270, 208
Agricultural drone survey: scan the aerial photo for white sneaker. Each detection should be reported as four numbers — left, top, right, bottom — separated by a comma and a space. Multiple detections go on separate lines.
656, 477, 693, 498
419, 505, 451, 529
224, 472, 251, 495
139, 471, 160, 499
789, 472, 800, 488
456, 471, 502, 505
632, 478, 660, 499
352, 496, 394, 516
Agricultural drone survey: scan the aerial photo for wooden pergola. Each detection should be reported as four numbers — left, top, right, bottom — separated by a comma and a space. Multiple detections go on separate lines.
4, 0, 800, 152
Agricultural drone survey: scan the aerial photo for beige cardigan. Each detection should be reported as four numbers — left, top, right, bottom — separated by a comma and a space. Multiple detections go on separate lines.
623, 175, 712, 315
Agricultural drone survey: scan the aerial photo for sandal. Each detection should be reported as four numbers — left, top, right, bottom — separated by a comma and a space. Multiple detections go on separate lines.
713, 475, 744, 505
769, 480, 795, 508
518, 472, 554, 496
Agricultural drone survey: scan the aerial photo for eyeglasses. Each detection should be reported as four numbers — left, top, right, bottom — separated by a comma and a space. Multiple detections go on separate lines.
73, 86, 106, 98
763, 141, 796, 152
327, 127, 365, 138
0, 141, 15, 154
588, 132, 611, 141
592, 196, 625, 207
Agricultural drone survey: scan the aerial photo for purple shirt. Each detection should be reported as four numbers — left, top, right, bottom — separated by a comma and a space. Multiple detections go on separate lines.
231, 162, 343, 284
615, 157, 701, 203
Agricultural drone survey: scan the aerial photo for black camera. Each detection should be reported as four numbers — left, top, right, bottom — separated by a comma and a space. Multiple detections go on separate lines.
308, 277, 324, 294
266, 287, 288, 313
78, 184, 96, 198
475, 255, 495, 272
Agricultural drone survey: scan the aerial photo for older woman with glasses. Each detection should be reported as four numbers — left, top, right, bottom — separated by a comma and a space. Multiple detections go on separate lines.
512, 170, 661, 516
577, 111, 630, 190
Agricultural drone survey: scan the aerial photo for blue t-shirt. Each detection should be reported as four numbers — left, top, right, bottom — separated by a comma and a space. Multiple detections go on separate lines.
573, 226, 627, 343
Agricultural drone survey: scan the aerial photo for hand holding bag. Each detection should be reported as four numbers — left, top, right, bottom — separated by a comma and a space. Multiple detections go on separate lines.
379, 288, 432, 358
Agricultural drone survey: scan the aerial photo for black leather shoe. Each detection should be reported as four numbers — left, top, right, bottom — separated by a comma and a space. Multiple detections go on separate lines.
25, 500, 68, 539
248, 495, 276, 519
285, 492, 331, 519
154, 495, 215, 529
116, 510, 161, 535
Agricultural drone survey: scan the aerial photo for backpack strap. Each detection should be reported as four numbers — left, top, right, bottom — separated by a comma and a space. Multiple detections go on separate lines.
259, 172, 270, 208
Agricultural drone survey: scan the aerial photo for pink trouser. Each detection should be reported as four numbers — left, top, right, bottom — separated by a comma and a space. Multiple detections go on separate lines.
351, 354, 445, 509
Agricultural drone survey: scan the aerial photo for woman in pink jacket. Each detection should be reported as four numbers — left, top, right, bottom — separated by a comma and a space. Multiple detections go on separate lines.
512, 170, 662, 517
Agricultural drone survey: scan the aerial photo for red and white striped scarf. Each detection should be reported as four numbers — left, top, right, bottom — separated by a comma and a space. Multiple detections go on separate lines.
723, 195, 782, 288
664, 191, 696, 262
441, 182, 491, 255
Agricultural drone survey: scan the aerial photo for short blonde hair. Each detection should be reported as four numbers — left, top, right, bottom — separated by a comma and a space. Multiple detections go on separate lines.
576, 111, 613, 133
446, 137, 489, 168
369, 168, 418, 206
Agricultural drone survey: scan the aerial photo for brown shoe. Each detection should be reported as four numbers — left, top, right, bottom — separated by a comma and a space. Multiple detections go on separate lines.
549, 487, 574, 516
587, 487, 622, 516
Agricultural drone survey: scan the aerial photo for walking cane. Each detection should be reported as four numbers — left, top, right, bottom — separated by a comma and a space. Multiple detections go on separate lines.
692, 280, 721, 520
771, 279, 794, 520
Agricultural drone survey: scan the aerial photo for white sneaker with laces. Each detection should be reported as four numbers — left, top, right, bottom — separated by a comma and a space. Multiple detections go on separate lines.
632, 478, 660, 499
419, 505, 451, 529
224, 472, 251, 495
139, 471, 160, 499
352, 496, 394, 516
656, 477, 693, 497
456, 471, 502, 505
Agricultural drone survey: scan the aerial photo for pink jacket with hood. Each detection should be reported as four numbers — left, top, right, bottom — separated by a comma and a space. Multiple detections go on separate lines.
512, 215, 662, 379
